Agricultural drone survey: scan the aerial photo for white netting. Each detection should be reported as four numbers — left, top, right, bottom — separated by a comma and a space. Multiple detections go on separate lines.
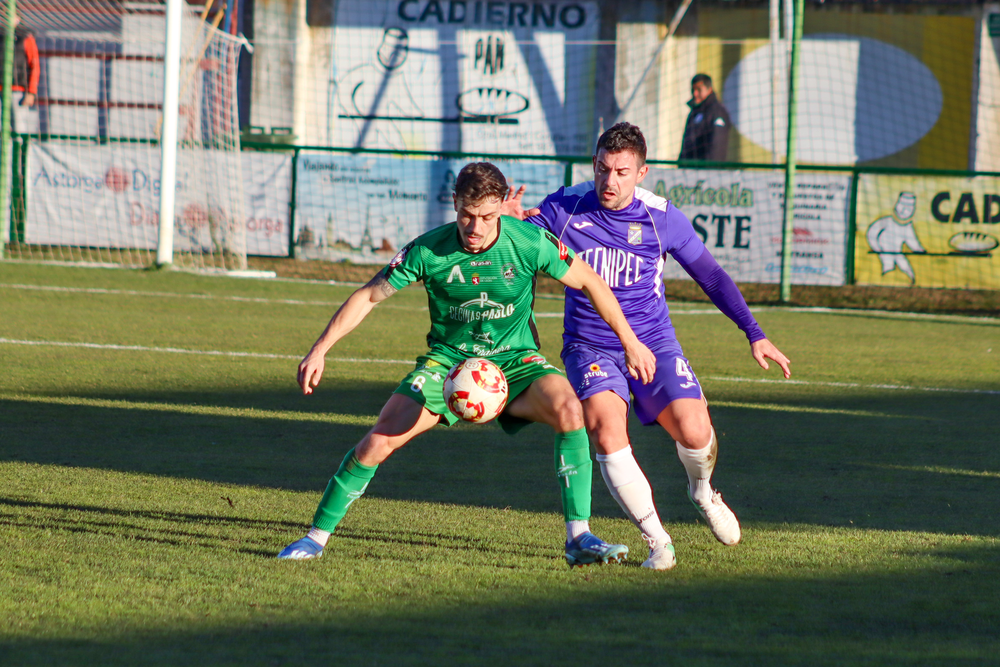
2, 0, 246, 270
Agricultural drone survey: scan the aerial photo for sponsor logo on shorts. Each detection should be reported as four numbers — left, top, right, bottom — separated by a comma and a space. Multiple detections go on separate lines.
521, 353, 559, 371
472, 344, 511, 357
584, 365, 609, 380
578, 362, 610, 391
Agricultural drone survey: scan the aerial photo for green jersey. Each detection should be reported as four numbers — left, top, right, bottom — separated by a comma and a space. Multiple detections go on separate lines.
383, 215, 575, 357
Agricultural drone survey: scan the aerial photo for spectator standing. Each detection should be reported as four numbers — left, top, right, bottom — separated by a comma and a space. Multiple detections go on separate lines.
679, 73, 730, 162
0, 10, 40, 130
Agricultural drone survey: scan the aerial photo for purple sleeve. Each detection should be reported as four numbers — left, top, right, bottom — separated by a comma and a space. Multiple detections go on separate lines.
676, 247, 766, 344
525, 189, 565, 234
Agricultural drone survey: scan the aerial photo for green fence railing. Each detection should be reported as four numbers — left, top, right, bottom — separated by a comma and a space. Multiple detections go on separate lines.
8, 135, 1000, 291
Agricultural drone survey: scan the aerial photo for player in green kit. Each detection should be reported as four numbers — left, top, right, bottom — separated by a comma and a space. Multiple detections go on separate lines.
278, 162, 657, 565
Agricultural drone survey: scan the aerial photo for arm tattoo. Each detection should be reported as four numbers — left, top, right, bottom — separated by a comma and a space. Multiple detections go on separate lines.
367, 271, 398, 298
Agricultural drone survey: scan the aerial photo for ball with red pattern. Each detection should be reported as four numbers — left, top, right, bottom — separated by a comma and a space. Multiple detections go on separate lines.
443, 358, 509, 424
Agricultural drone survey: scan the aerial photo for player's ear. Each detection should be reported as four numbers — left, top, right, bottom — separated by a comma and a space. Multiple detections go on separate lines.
592, 155, 597, 173
636, 164, 649, 184
453, 192, 458, 213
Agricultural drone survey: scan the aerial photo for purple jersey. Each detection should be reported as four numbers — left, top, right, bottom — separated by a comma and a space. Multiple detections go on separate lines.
528, 182, 764, 349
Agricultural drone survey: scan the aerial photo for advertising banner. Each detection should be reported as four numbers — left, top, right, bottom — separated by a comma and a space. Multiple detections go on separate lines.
26, 144, 292, 256
328, 0, 599, 155
698, 10, 976, 169
295, 151, 564, 261
571, 165, 851, 285
854, 174, 1000, 289
244, 154, 293, 256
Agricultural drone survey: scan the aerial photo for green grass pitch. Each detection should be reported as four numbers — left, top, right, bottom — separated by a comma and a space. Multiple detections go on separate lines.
1, 261, 999, 666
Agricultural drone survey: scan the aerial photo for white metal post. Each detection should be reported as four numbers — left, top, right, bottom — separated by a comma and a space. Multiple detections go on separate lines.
157, 0, 183, 267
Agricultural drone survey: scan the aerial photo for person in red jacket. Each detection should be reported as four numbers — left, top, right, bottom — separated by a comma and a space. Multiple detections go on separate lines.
1, 10, 40, 125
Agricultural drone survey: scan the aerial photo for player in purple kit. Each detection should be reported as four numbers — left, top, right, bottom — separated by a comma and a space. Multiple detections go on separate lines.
504, 122, 791, 570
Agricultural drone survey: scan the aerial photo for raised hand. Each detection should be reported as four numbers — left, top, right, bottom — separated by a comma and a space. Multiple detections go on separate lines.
500, 185, 541, 220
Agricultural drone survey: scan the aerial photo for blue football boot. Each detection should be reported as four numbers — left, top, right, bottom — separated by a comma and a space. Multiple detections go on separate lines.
565, 532, 629, 567
277, 536, 324, 560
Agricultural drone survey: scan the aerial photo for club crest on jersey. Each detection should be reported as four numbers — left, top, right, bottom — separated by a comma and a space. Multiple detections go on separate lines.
472, 273, 480, 285
627, 223, 642, 245
502, 263, 517, 283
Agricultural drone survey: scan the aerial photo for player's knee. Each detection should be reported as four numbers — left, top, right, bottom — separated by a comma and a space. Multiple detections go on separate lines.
677, 420, 713, 449
588, 424, 622, 454
357, 432, 394, 465
551, 393, 584, 432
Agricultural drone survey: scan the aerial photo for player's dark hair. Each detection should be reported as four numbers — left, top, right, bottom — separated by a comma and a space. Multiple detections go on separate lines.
691, 73, 713, 88
595, 122, 647, 166
454, 162, 508, 204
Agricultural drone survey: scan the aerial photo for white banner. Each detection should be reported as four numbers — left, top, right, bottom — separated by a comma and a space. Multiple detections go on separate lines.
294, 151, 564, 261
571, 165, 851, 285
26, 144, 292, 257
244, 153, 293, 256
330, 0, 599, 155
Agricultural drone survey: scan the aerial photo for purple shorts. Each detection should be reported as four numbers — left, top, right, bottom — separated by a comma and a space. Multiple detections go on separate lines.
562, 341, 703, 425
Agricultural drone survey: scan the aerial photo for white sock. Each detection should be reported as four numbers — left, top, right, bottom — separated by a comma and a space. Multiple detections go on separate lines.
307, 526, 331, 547
597, 447, 670, 543
675, 429, 717, 504
566, 520, 590, 542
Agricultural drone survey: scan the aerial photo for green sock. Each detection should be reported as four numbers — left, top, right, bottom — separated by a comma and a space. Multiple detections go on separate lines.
554, 428, 592, 522
312, 447, 378, 532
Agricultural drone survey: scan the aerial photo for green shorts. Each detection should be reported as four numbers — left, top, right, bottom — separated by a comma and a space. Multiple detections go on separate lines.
393, 346, 565, 435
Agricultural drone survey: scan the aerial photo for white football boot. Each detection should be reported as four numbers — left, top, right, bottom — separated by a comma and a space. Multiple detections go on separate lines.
690, 489, 741, 545
641, 534, 677, 570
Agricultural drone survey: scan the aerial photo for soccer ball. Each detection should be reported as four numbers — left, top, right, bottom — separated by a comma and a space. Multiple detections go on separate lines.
443, 358, 509, 424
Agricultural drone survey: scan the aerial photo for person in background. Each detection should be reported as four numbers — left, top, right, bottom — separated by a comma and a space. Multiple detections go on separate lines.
679, 73, 729, 162
0, 10, 40, 124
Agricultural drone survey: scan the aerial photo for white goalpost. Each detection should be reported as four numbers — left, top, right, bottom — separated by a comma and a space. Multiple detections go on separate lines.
156, 0, 183, 268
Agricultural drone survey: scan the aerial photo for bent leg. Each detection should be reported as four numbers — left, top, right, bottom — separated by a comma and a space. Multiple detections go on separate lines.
313, 393, 440, 533
655, 397, 713, 450
657, 397, 740, 545
506, 373, 591, 523
504, 372, 583, 432
583, 391, 673, 565
656, 397, 717, 504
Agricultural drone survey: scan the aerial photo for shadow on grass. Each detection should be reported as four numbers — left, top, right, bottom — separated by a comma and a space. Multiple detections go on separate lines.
0, 495, 556, 562
1, 381, 998, 538
2, 541, 1000, 666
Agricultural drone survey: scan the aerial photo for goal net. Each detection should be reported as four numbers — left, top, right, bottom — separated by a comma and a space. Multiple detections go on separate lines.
2, 0, 247, 270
